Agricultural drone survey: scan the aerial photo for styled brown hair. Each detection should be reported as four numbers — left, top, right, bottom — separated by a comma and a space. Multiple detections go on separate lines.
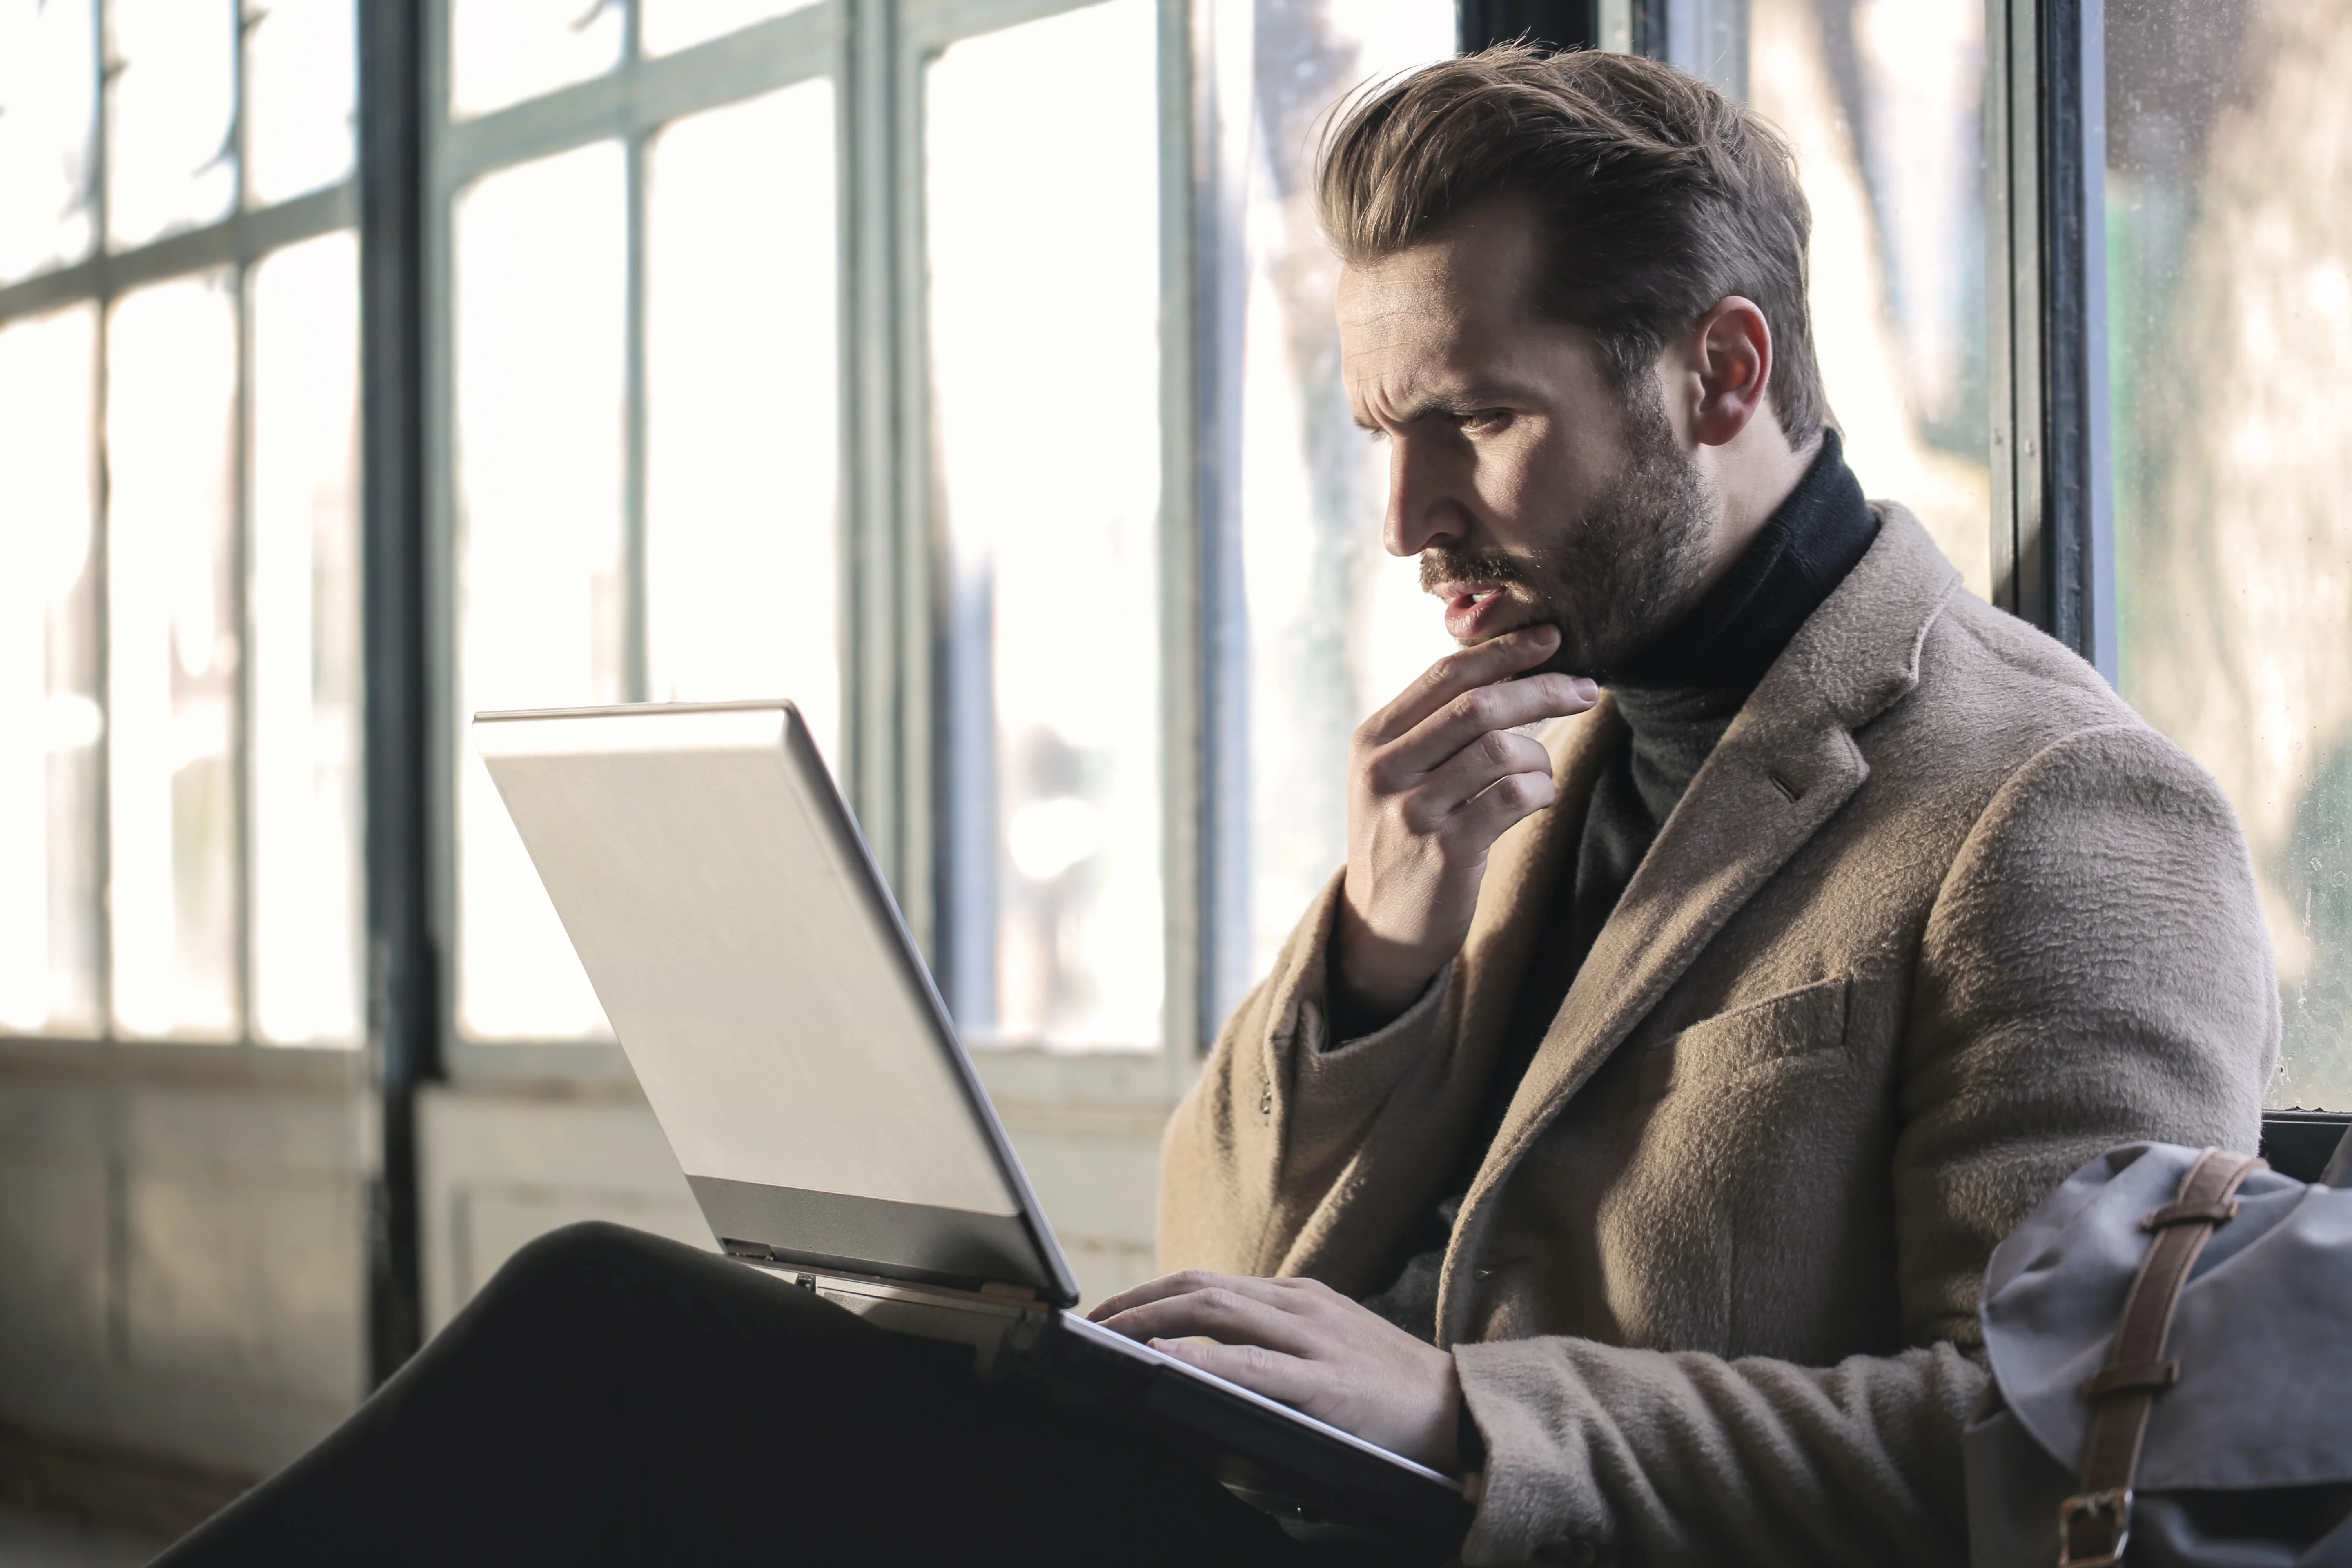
1318, 44, 1824, 443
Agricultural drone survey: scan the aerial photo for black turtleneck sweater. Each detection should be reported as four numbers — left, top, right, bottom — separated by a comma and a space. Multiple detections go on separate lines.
1356, 430, 1879, 1341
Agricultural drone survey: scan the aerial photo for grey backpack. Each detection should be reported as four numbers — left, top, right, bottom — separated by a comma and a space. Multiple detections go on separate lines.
1965, 1142, 2352, 1566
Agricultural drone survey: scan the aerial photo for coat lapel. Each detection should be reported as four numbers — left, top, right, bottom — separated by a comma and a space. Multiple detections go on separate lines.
1437, 506, 1962, 1342
1483, 693, 1867, 1172
1446, 700, 1626, 1075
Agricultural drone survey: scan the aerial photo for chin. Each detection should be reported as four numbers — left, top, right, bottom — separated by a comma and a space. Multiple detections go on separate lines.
1494, 627, 1588, 680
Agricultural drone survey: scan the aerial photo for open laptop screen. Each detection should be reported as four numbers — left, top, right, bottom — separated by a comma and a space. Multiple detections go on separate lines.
475, 701, 1074, 1303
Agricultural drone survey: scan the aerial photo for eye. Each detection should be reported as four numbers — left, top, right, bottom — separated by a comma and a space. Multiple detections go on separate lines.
1457, 409, 1512, 435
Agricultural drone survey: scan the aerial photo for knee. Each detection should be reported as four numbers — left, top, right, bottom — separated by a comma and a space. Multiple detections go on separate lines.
480, 1220, 677, 1312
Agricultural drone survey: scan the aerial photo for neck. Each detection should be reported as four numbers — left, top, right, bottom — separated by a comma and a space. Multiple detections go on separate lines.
1686, 419, 1823, 604
1613, 427, 1873, 698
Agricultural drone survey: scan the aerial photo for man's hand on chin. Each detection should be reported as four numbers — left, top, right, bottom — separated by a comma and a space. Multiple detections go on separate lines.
1331, 623, 1598, 1026
1087, 1270, 1465, 1475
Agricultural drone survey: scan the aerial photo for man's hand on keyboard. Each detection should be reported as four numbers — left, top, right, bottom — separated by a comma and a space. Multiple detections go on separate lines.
1088, 1270, 1465, 1474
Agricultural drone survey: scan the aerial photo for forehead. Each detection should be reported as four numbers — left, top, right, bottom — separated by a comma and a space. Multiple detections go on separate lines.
1335, 205, 1599, 410
1337, 207, 1537, 350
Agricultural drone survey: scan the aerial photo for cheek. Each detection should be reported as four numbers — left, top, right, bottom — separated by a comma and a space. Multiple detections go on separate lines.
1475, 424, 1583, 538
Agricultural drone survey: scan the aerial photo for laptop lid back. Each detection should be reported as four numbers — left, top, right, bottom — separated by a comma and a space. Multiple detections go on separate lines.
473, 700, 1077, 1307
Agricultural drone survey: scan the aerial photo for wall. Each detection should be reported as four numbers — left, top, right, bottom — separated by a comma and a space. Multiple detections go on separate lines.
0, 1047, 370, 1485
418, 1051, 1176, 1331
0, 1037, 1176, 1516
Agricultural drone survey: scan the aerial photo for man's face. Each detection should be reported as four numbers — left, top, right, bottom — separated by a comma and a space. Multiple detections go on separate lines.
1337, 201, 1718, 679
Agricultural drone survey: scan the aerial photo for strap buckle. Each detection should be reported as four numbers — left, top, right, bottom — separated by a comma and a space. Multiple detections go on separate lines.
2058, 1487, 2133, 1568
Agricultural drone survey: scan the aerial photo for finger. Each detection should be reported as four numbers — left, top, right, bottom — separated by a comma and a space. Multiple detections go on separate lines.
1378, 670, 1596, 780
1394, 727, 1555, 831
1442, 768, 1558, 851
1088, 1269, 1328, 1324
1147, 1336, 1326, 1407
1096, 1288, 1325, 1358
1087, 1267, 1262, 1323
1360, 626, 1563, 747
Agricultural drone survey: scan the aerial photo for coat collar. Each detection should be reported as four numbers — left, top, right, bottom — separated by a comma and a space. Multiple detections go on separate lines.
1435, 505, 1960, 1343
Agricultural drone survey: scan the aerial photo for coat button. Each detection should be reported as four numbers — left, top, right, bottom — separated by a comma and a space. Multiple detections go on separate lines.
1258, 1089, 1272, 1115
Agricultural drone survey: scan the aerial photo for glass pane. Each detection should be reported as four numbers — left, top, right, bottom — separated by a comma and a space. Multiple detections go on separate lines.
448, 0, 623, 120
0, 305, 102, 1036
2107, 1, 2352, 1108
246, 0, 356, 206
452, 143, 625, 1041
0, 0, 98, 284
1238, 1, 1459, 997
248, 232, 362, 1046
642, 0, 818, 57
107, 273, 241, 1040
928, 0, 1162, 1050
645, 80, 840, 758
106, 0, 236, 249
1747, 0, 1991, 599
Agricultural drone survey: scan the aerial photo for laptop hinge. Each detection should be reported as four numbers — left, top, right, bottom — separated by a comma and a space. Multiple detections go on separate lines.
720, 1240, 1047, 1309
978, 1280, 1039, 1304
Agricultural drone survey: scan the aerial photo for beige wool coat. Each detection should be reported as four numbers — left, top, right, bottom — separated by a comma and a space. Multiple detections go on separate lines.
1158, 507, 2279, 1567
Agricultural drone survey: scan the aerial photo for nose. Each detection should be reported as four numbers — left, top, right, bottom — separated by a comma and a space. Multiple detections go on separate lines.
1381, 435, 1469, 559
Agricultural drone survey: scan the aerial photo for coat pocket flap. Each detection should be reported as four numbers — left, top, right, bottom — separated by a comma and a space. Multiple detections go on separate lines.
1648, 976, 1853, 1089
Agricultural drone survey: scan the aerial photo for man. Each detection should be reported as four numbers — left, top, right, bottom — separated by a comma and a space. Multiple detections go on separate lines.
153, 44, 2272, 1568
1085, 42, 2276, 1567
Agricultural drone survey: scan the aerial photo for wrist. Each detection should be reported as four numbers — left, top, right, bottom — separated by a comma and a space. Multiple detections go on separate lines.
1329, 891, 1436, 1029
1422, 1348, 1469, 1475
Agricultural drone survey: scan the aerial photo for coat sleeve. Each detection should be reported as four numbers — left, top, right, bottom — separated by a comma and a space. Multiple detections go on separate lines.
1157, 870, 1454, 1276
1452, 724, 2279, 1567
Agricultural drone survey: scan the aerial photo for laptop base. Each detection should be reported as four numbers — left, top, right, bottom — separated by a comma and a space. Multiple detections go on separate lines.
738, 1257, 1471, 1552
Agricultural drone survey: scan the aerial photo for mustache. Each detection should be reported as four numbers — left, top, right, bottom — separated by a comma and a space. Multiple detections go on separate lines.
1419, 548, 1537, 593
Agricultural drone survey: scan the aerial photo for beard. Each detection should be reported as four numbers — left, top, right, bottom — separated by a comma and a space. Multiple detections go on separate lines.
1419, 385, 1716, 681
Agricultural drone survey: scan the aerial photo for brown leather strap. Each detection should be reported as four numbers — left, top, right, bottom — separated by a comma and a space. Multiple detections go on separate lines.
2080, 1359, 2178, 1399
2058, 1147, 2265, 1568
2140, 1198, 2240, 1230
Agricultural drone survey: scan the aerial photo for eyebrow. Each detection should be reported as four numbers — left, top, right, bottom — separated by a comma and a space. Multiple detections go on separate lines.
1352, 385, 1535, 432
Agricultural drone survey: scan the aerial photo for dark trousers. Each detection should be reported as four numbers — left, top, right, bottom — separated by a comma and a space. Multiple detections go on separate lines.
151, 1222, 1357, 1567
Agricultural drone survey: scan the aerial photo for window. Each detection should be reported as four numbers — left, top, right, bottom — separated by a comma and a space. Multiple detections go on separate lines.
1745, 0, 1991, 599
432, 0, 1475, 1066
0, 0, 362, 1048
437, 0, 839, 1047
433, 0, 1998, 1066
2106, 0, 2352, 1108
927, 0, 1166, 1051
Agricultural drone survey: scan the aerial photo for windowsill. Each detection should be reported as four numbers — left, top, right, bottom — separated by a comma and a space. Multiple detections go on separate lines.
435, 1034, 1198, 1117
0, 1034, 367, 1093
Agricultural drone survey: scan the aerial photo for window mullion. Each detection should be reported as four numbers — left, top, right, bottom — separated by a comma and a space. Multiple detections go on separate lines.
1189, 0, 1252, 1057
357, 0, 436, 1379
90, 0, 116, 1042
1157, 0, 1213, 1077
2036, 0, 2115, 674
1991, 0, 2114, 673
624, 126, 651, 704
622, 0, 651, 703
233, 272, 256, 1046
232, 0, 256, 1044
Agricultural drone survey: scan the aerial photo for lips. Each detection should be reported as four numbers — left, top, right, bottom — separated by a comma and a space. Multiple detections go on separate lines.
1434, 579, 1527, 642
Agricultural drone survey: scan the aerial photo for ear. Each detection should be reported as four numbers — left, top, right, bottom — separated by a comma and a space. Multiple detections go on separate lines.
1688, 296, 1773, 447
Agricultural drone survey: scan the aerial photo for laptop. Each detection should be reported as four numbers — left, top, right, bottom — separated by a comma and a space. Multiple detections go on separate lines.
472, 699, 1468, 1546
